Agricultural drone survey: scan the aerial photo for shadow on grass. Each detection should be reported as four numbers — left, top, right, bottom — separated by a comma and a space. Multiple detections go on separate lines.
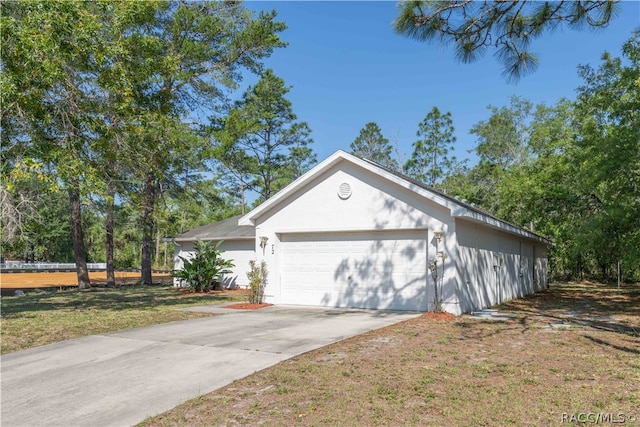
454, 320, 524, 341
454, 282, 640, 341
505, 282, 640, 318
582, 334, 640, 355
0, 285, 248, 318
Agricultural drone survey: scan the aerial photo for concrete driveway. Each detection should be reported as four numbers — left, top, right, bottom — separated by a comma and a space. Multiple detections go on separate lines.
1, 304, 420, 427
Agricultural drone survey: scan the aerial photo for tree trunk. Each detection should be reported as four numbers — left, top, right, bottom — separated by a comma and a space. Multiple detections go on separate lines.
154, 226, 161, 269
431, 151, 437, 187
140, 172, 155, 285
163, 242, 168, 269
264, 133, 272, 199
68, 183, 91, 289
106, 180, 116, 287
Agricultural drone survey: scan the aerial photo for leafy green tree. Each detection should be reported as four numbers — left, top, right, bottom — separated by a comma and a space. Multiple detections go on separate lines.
394, 0, 618, 81
213, 69, 316, 202
404, 107, 456, 187
498, 100, 576, 227
444, 32, 640, 282
1, 1, 285, 287
90, 1, 285, 284
350, 122, 399, 170
1, 0, 108, 288
571, 33, 640, 279
472, 96, 533, 169
460, 96, 534, 212
445, 96, 588, 278
112, 203, 143, 269
90, 1, 159, 286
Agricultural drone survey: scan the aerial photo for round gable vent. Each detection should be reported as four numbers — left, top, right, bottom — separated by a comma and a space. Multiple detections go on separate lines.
338, 182, 352, 199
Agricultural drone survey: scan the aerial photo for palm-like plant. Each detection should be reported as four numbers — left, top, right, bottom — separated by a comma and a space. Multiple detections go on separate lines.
173, 240, 234, 292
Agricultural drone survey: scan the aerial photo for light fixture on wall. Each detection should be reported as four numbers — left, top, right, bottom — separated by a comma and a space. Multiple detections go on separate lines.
433, 228, 444, 243
259, 236, 269, 254
259, 236, 269, 246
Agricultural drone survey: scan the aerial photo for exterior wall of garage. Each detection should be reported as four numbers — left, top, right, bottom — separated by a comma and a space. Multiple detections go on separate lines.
173, 239, 254, 288
250, 161, 454, 309
239, 151, 551, 314
453, 219, 549, 313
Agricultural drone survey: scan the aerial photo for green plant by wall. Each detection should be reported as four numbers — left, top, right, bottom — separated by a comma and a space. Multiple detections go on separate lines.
247, 259, 268, 304
173, 240, 234, 292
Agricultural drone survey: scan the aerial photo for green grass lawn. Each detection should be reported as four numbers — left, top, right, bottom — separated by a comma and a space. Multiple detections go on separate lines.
0, 285, 247, 354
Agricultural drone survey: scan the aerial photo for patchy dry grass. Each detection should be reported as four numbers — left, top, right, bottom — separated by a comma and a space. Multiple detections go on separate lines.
0, 286, 248, 354
140, 282, 640, 426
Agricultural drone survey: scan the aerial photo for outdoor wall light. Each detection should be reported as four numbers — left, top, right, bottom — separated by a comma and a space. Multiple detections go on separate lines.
433, 229, 444, 242
259, 236, 269, 255
259, 236, 269, 249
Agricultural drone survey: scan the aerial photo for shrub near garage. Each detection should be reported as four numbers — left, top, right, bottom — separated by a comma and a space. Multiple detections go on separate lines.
247, 260, 268, 304
173, 240, 234, 292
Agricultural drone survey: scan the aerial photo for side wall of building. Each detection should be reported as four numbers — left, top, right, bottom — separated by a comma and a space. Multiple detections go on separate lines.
453, 219, 548, 313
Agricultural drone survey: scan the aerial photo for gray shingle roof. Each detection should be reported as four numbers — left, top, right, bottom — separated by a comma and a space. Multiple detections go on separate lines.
175, 215, 254, 242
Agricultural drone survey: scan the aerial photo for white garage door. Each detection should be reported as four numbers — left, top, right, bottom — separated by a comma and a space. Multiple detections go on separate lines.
280, 230, 428, 311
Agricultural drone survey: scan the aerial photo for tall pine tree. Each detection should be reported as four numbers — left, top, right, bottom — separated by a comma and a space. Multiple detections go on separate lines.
404, 107, 456, 188
350, 122, 398, 170
213, 69, 316, 202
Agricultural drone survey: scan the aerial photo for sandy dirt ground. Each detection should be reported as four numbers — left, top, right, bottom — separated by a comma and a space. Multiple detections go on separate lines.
0, 271, 172, 289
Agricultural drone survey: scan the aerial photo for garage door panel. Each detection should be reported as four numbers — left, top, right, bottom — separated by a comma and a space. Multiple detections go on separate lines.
280, 231, 428, 311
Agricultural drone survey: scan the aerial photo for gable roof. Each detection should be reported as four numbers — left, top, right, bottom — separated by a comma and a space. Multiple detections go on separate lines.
175, 215, 254, 242
239, 150, 551, 245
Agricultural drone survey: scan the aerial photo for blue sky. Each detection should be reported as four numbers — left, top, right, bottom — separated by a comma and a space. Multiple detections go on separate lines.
242, 1, 639, 166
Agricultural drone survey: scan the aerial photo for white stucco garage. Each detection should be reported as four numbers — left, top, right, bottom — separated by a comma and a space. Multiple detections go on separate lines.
176, 150, 551, 314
